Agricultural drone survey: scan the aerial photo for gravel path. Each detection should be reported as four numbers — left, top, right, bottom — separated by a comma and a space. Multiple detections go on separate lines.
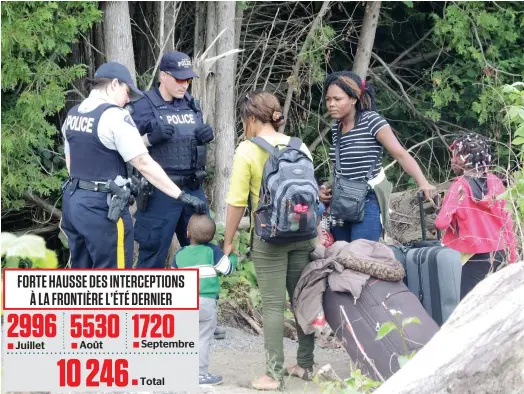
203, 325, 350, 393
5, 325, 351, 394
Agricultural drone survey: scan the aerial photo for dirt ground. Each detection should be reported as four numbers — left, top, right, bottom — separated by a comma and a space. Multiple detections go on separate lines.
201, 326, 350, 394
6, 326, 351, 394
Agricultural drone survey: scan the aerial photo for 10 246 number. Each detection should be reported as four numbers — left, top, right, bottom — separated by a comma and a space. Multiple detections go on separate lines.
57, 359, 128, 387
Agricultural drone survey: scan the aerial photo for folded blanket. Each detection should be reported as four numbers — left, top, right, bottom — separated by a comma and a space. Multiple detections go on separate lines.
294, 239, 405, 335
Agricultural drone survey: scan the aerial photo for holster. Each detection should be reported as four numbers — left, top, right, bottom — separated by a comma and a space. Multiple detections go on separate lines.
106, 180, 131, 223
60, 178, 71, 194
169, 170, 206, 191
133, 175, 153, 212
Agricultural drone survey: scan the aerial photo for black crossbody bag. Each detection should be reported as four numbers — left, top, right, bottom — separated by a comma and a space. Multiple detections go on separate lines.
328, 124, 382, 223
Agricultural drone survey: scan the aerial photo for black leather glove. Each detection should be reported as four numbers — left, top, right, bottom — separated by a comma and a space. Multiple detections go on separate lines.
147, 124, 176, 145
194, 124, 214, 143
178, 191, 206, 214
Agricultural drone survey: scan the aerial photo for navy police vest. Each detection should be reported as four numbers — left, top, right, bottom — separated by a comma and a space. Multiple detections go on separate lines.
144, 90, 206, 175
65, 103, 127, 182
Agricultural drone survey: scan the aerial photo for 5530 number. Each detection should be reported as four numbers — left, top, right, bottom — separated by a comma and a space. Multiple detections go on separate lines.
70, 314, 119, 338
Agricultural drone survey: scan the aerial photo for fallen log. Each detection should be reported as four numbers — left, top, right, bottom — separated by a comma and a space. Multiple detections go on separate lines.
225, 300, 263, 336
23, 192, 62, 220
14, 224, 59, 236
374, 261, 524, 394
388, 182, 452, 244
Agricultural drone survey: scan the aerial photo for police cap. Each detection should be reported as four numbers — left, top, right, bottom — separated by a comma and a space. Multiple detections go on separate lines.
95, 62, 144, 102
160, 51, 199, 80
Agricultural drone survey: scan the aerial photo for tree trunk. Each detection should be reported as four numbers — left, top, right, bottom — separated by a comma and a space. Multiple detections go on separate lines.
157, 1, 178, 57
93, 4, 106, 69
158, 1, 165, 58
194, 1, 207, 57
103, 1, 137, 83
233, 2, 244, 86
375, 261, 524, 394
85, 29, 95, 80
279, 0, 331, 133
213, 1, 236, 224
203, 1, 218, 207
352, 1, 382, 80
205, 1, 218, 128
164, 1, 177, 53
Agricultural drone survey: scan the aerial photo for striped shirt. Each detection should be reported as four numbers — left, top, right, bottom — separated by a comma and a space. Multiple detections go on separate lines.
329, 111, 388, 181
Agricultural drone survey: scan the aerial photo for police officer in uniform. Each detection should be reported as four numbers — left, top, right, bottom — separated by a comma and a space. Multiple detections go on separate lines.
60, 62, 206, 269
130, 52, 227, 340
130, 51, 214, 267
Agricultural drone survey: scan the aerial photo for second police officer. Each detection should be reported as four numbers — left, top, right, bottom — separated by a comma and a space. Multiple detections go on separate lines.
60, 62, 207, 269
129, 51, 214, 268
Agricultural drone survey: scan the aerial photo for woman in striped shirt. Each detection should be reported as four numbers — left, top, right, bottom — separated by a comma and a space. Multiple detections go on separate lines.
319, 71, 436, 242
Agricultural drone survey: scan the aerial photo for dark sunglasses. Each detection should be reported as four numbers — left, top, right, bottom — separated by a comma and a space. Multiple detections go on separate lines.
165, 72, 192, 85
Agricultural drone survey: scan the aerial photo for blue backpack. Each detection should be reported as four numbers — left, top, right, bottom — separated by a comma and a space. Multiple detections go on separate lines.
250, 136, 319, 244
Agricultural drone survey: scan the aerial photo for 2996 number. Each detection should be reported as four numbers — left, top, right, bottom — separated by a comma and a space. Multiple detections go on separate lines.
57, 359, 129, 387
7, 313, 57, 338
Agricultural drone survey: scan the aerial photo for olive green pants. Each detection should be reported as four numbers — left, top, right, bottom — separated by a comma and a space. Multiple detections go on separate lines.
251, 236, 316, 381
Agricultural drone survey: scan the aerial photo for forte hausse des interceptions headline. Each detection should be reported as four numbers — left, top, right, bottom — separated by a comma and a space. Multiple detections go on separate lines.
17, 273, 187, 307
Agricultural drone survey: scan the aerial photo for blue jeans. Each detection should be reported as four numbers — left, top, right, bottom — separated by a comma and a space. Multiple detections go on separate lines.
331, 192, 382, 242
134, 186, 209, 268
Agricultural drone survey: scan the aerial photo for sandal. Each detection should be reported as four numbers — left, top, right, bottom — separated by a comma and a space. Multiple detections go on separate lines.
251, 375, 281, 391
285, 365, 314, 381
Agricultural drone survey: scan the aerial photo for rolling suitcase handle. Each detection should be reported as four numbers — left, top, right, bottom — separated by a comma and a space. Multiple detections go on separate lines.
417, 191, 441, 241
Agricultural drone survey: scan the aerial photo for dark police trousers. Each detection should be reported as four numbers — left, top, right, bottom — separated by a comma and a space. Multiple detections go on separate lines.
134, 185, 209, 268
60, 183, 134, 269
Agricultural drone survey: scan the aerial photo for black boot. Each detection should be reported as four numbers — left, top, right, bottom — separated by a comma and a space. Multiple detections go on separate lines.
214, 326, 226, 340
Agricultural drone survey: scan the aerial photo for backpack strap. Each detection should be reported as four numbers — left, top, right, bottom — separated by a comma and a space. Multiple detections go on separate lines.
250, 136, 277, 153
289, 137, 302, 149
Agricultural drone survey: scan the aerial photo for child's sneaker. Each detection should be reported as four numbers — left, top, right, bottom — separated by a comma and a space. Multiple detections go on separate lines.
214, 326, 226, 340
199, 373, 223, 386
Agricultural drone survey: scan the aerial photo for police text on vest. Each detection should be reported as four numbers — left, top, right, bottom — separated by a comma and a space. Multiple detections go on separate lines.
166, 114, 195, 125
65, 115, 95, 133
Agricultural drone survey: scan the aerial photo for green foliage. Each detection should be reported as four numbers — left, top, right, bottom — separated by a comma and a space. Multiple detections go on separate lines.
316, 369, 382, 394
375, 314, 421, 370
1, 232, 59, 269
398, 351, 417, 369
1, 232, 58, 315
429, 2, 524, 131
375, 321, 397, 340
502, 82, 524, 150
318, 315, 421, 394
1, 2, 102, 208
300, 25, 336, 84
401, 316, 421, 327
500, 82, 524, 236
210, 225, 261, 308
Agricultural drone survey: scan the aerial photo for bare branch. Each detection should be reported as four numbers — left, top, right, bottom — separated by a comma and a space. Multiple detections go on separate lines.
253, 8, 280, 89
23, 192, 62, 221
390, 27, 435, 68
279, 0, 331, 133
